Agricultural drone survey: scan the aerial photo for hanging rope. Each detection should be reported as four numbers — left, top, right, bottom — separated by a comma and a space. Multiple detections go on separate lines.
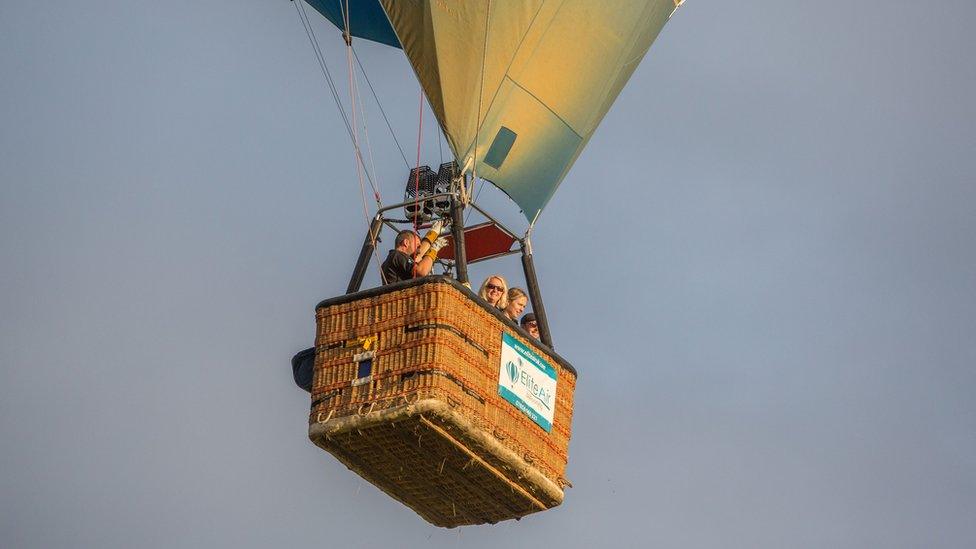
337, 2, 376, 235
472, 1, 492, 193
352, 46, 410, 169
465, 1, 492, 223
292, 0, 379, 196
437, 122, 443, 166
355, 74, 381, 205
413, 88, 424, 232
340, 0, 384, 277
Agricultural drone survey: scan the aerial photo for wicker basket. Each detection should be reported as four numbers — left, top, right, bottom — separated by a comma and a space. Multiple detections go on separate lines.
309, 277, 577, 527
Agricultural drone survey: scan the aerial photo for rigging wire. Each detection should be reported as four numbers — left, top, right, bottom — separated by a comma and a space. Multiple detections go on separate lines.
340, 0, 384, 277
352, 46, 410, 169
467, 2, 492, 224
472, 1, 492, 187
354, 74, 381, 205
341, 6, 373, 216
413, 87, 424, 232
350, 54, 385, 273
437, 120, 444, 166
292, 0, 378, 197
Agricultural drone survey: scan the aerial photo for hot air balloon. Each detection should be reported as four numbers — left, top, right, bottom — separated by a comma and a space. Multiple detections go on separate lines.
289, 0, 684, 527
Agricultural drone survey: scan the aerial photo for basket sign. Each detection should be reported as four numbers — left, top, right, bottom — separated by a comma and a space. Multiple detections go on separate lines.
498, 333, 557, 432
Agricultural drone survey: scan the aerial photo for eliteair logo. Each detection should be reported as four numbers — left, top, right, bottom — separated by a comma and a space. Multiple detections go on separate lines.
505, 358, 552, 410
498, 333, 557, 432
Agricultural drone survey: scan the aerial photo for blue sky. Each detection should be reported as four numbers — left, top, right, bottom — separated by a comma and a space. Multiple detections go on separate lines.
2, 1, 974, 547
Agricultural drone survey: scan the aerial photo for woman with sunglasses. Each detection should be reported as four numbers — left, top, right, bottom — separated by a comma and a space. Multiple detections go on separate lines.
478, 275, 508, 310
503, 288, 528, 322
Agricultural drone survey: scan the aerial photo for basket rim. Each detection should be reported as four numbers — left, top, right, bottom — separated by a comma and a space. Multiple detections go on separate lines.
315, 275, 578, 377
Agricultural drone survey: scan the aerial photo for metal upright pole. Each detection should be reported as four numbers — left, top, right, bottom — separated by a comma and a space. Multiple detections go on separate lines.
450, 191, 469, 285
520, 236, 553, 348
347, 214, 383, 294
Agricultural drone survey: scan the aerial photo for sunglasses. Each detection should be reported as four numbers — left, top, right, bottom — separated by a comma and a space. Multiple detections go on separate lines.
524, 321, 538, 329
486, 284, 504, 292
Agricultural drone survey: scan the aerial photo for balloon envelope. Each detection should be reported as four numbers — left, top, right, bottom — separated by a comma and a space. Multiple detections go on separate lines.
305, 0, 400, 48
310, 0, 681, 223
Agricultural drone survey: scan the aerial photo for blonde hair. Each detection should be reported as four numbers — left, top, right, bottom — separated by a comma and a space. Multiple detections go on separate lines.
478, 275, 508, 309
507, 287, 527, 305
504, 288, 529, 320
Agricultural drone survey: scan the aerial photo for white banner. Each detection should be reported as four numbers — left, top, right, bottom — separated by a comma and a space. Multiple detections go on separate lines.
497, 333, 557, 432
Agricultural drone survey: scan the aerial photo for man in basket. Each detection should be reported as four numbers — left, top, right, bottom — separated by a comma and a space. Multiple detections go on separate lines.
381, 219, 449, 284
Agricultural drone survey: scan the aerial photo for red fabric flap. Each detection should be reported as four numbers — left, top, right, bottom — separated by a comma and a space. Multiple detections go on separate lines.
439, 222, 517, 264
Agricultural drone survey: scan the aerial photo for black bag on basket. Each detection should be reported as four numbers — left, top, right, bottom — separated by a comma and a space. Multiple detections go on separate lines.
291, 347, 315, 392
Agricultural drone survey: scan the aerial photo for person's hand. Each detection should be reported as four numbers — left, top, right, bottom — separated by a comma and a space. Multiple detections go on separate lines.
431, 237, 448, 252
423, 219, 444, 245
424, 237, 448, 261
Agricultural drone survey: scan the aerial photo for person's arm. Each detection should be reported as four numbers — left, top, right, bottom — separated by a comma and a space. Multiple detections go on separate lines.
414, 220, 444, 265
415, 240, 432, 261
413, 254, 435, 277
412, 237, 447, 278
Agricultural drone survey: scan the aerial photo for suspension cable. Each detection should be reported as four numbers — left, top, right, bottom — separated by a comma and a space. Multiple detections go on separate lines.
342, 7, 372, 218
354, 73, 381, 205
472, 1, 491, 195
352, 46, 410, 169
292, 0, 379, 195
437, 119, 444, 165
340, 0, 384, 277
466, 1, 492, 223
413, 87, 424, 232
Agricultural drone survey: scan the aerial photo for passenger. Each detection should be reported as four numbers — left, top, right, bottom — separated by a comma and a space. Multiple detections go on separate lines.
381, 220, 447, 284
503, 288, 528, 322
477, 275, 508, 310
520, 312, 540, 340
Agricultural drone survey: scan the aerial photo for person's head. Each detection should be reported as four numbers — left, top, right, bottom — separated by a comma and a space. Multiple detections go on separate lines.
504, 288, 528, 320
478, 275, 508, 309
520, 312, 539, 339
395, 229, 421, 255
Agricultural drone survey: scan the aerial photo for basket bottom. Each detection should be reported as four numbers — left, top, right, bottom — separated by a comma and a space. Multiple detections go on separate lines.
308, 399, 564, 528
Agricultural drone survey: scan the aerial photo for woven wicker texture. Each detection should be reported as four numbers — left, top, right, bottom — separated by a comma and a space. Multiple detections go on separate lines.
308, 279, 577, 527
